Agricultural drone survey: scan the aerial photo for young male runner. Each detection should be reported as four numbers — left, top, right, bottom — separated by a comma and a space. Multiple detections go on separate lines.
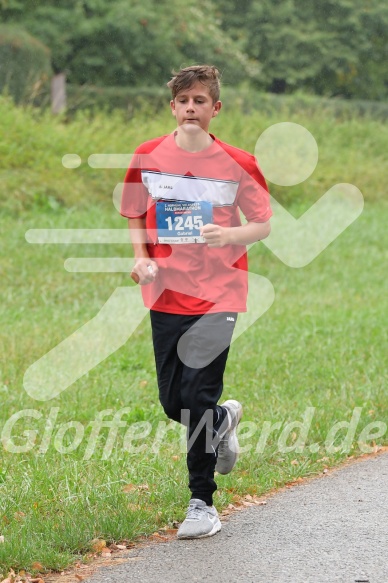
121, 65, 272, 539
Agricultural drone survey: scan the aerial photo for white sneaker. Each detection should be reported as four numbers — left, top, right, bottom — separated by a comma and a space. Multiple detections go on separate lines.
177, 499, 221, 539
215, 400, 243, 475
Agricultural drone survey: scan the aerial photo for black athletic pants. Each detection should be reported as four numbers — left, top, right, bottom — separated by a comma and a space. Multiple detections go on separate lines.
150, 310, 237, 506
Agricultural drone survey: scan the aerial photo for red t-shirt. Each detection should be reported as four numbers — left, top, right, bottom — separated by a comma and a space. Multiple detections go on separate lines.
121, 132, 272, 314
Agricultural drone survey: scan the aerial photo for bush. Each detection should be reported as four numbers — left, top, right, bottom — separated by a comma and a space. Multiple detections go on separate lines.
66, 84, 170, 115
220, 88, 388, 122
0, 25, 52, 104
65, 83, 388, 122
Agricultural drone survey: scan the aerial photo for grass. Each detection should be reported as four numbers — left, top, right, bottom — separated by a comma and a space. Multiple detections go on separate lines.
0, 92, 387, 215
0, 96, 387, 576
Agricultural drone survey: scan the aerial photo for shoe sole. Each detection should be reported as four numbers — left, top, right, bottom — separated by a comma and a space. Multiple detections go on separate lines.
215, 400, 243, 475
177, 519, 222, 539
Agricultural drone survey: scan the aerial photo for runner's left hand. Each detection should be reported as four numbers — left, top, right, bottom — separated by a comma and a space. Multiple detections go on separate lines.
200, 224, 231, 248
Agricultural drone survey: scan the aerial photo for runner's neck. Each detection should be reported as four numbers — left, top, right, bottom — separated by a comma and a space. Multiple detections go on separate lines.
173, 128, 214, 153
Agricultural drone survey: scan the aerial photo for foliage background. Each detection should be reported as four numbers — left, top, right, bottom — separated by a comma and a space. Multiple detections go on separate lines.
0, 0, 387, 101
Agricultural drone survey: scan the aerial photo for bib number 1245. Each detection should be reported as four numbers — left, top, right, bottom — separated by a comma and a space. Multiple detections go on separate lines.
164, 215, 203, 231
156, 200, 213, 244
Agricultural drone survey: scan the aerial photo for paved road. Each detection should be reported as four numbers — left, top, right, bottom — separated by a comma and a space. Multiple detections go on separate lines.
86, 453, 388, 583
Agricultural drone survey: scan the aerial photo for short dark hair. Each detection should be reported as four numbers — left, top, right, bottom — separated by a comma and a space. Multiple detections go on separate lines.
167, 65, 221, 103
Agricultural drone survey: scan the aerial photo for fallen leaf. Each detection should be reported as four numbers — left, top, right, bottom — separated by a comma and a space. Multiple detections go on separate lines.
14, 512, 26, 521
75, 575, 85, 581
158, 528, 178, 536
291, 459, 299, 466
31, 563, 44, 572
150, 532, 167, 540
1, 571, 15, 583
122, 483, 149, 493
0, 535, 4, 543
109, 542, 128, 551
89, 539, 106, 553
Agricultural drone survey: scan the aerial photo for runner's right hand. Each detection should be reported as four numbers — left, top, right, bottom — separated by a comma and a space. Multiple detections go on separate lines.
130, 258, 158, 285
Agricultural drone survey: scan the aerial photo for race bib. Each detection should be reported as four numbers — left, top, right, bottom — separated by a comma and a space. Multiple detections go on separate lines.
156, 200, 213, 244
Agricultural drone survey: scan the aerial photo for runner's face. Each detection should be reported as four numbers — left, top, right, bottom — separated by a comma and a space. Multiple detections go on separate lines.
170, 82, 221, 133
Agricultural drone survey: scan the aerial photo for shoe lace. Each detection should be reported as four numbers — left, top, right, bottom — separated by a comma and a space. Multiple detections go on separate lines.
186, 502, 206, 520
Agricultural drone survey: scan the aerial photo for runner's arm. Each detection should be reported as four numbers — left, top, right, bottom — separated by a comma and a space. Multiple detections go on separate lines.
128, 217, 158, 284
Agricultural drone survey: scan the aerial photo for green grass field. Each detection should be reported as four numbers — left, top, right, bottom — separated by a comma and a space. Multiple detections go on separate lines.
0, 95, 387, 576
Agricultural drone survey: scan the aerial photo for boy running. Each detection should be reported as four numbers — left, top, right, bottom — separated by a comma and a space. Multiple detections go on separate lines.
121, 65, 272, 539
